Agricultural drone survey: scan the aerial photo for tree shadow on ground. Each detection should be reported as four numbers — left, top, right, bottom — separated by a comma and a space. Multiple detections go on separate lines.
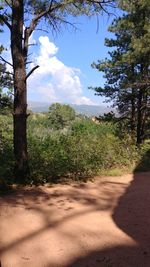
0, 150, 150, 267
0, 182, 119, 255
0, 178, 126, 267
67, 150, 150, 267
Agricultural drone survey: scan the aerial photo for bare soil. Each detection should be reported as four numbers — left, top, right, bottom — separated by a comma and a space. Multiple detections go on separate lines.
0, 172, 150, 267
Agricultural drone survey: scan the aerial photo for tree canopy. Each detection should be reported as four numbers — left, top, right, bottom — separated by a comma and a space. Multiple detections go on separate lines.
0, 22, 12, 111
48, 103, 76, 129
91, 0, 150, 144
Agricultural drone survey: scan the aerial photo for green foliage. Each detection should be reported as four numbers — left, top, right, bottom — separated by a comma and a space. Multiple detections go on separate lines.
1, 112, 149, 185
0, 89, 12, 113
96, 111, 117, 122
0, 27, 13, 111
0, 114, 14, 182
48, 103, 76, 130
27, 116, 139, 184
91, 0, 150, 145
135, 143, 150, 172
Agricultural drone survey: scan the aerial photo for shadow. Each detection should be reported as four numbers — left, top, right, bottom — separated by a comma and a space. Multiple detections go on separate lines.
0, 151, 150, 266
65, 150, 150, 267
135, 149, 150, 172
0, 180, 122, 265
112, 149, 150, 249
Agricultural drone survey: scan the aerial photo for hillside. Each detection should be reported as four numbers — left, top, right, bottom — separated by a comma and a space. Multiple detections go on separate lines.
28, 102, 112, 117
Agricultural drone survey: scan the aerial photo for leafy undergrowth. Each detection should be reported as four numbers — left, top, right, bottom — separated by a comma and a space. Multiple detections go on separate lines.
0, 113, 150, 185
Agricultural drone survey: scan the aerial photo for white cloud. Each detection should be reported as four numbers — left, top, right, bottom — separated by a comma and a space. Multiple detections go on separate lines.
28, 36, 95, 105
39, 36, 58, 57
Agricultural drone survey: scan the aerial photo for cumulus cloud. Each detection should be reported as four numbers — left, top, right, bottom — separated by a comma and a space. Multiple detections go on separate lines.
28, 36, 95, 105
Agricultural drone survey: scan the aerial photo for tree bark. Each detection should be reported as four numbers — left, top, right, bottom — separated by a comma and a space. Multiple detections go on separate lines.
136, 62, 149, 145
11, 0, 29, 182
131, 88, 136, 134
140, 89, 148, 140
136, 88, 143, 145
130, 65, 136, 135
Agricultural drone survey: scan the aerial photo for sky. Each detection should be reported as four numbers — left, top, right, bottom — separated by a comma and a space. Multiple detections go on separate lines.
1, 10, 118, 106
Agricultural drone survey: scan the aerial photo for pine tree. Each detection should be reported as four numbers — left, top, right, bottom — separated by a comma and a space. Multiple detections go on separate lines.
91, 0, 150, 144
0, 21, 12, 111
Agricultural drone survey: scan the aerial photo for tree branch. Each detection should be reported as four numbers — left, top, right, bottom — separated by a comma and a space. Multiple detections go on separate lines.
4, 0, 12, 9
0, 55, 13, 67
23, 0, 116, 58
26, 65, 39, 80
27, 1, 65, 37
2, 71, 13, 76
0, 14, 12, 30
23, 1, 61, 57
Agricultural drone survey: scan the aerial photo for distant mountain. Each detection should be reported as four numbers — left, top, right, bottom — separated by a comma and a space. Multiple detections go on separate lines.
71, 104, 112, 117
28, 101, 113, 117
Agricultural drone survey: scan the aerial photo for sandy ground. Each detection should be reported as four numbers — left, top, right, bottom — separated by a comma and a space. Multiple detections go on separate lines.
0, 172, 150, 267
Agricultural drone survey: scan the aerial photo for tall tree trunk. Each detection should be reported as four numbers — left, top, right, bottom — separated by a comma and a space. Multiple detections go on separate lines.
131, 87, 136, 134
136, 62, 149, 145
11, 0, 29, 182
130, 65, 136, 136
136, 88, 143, 145
141, 89, 148, 140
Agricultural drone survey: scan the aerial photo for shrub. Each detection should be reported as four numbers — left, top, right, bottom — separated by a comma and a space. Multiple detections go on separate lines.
0, 113, 149, 185
135, 143, 150, 172
0, 114, 14, 183
27, 118, 139, 183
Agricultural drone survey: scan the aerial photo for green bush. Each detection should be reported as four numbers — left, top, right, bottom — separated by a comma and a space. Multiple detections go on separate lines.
0, 114, 14, 183
0, 113, 149, 185
27, 118, 139, 183
135, 143, 150, 172
48, 103, 76, 130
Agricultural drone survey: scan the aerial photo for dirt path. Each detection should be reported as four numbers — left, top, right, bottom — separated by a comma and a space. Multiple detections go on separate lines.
0, 172, 150, 267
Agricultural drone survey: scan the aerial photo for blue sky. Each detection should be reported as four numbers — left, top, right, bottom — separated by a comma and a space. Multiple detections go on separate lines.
2, 11, 118, 106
